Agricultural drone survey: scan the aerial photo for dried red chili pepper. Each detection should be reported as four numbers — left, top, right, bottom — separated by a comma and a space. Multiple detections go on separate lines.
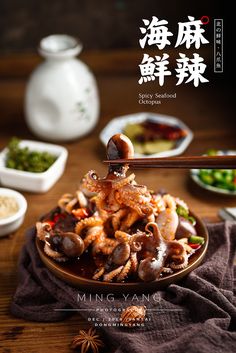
188, 243, 201, 250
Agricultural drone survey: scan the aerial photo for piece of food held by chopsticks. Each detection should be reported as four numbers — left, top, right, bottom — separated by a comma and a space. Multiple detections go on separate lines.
36, 134, 204, 282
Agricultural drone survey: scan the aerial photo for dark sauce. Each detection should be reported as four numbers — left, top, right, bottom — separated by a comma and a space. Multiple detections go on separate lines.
57, 246, 202, 281
60, 251, 98, 279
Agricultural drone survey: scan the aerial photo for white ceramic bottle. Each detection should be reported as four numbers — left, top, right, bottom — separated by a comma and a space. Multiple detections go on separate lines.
25, 35, 99, 141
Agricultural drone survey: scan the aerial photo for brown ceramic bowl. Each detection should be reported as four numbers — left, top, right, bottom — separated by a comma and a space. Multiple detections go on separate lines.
36, 211, 208, 294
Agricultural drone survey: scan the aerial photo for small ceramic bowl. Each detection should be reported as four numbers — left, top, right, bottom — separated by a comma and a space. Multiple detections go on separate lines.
0, 188, 27, 237
191, 150, 236, 196
0, 140, 68, 193
100, 112, 193, 158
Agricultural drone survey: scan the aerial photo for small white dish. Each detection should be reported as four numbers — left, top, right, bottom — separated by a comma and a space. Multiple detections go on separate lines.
0, 188, 27, 237
191, 150, 236, 196
0, 140, 68, 193
100, 112, 193, 158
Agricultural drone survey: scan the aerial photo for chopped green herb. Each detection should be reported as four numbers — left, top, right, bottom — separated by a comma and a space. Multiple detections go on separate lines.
176, 205, 189, 219
6, 137, 57, 173
189, 235, 205, 245
198, 150, 236, 192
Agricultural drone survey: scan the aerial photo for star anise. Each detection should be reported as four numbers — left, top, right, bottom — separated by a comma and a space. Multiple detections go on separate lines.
71, 327, 104, 353
120, 305, 146, 327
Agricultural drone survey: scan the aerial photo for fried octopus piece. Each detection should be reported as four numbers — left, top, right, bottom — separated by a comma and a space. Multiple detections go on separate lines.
75, 216, 103, 235
58, 190, 88, 214
36, 221, 84, 262
82, 134, 153, 219
74, 215, 116, 253
111, 208, 128, 231
93, 219, 186, 283
138, 222, 188, 282
92, 230, 142, 282
91, 232, 118, 256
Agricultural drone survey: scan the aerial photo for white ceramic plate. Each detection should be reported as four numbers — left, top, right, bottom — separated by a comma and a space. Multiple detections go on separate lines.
191, 150, 236, 196
100, 112, 193, 158
0, 140, 68, 193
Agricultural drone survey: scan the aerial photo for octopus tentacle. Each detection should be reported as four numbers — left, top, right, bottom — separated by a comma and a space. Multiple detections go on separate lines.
106, 190, 122, 213
44, 243, 67, 262
103, 266, 123, 282
117, 260, 132, 282
92, 267, 105, 280
58, 191, 88, 213
170, 253, 188, 269
93, 191, 112, 219
65, 198, 78, 213
75, 216, 103, 235
91, 232, 106, 255
145, 222, 162, 243
111, 173, 135, 189
98, 238, 118, 255
114, 230, 131, 243
92, 233, 118, 255
58, 193, 73, 210
112, 209, 128, 231
82, 170, 107, 193
121, 209, 140, 231
130, 252, 138, 272
36, 221, 51, 241
83, 225, 103, 249
162, 267, 174, 274
114, 185, 153, 216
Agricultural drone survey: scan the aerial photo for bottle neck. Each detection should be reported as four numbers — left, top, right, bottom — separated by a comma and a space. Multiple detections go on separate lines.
39, 35, 82, 61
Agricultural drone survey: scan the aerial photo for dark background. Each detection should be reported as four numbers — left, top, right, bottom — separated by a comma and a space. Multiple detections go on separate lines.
0, 0, 224, 52
0, 0, 230, 84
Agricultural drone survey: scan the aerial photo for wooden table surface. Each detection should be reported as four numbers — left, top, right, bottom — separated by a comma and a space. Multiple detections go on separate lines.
0, 51, 235, 352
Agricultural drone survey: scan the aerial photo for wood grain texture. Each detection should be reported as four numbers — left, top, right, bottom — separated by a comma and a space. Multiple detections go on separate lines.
0, 51, 235, 352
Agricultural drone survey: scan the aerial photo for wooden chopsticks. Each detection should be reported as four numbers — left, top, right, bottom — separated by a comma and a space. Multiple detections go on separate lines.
103, 155, 236, 169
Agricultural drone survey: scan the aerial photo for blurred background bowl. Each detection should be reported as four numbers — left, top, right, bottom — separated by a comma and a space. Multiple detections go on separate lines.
0, 188, 27, 237
0, 140, 68, 193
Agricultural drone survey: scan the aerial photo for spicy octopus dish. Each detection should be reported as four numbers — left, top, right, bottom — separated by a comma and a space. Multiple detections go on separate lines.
36, 134, 205, 283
